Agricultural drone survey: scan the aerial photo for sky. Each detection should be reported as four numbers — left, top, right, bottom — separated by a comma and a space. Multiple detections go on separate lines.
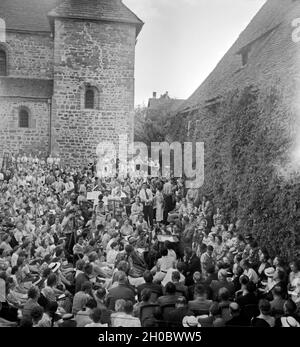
123, 0, 267, 106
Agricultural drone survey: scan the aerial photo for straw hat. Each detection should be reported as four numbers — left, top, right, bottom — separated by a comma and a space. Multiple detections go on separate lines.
264, 267, 275, 277
182, 316, 201, 327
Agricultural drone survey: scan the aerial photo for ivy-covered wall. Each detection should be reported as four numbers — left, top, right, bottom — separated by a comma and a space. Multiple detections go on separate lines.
169, 84, 300, 260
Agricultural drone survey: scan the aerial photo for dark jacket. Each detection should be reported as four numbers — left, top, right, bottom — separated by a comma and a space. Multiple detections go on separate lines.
157, 294, 178, 307
188, 298, 212, 313
225, 314, 249, 327
203, 273, 218, 286
166, 307, 194, 327
236, 292, 258, 308
210, 280, 235, 301
137, 282, 163, 301
184, 254, 201, 286
174, 283, 188, 298
106, 284, 136, 310
75, 273, 91, 293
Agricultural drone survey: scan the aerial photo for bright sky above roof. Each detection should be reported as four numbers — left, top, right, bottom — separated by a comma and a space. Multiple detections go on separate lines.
123, 0, 266, 106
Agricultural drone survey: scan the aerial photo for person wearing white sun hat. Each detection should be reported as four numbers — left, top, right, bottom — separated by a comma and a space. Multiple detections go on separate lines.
182, 315, 201, 327
274, 299, 300, 327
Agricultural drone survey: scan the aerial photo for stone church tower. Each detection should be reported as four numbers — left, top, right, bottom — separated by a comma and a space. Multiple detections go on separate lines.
0, 0, 143, 165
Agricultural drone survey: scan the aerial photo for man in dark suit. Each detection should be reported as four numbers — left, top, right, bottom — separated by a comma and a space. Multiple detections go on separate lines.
210, 269, 235, 301
188, 284, 212, 313
137, 271, 163, 301
236, 279, 258, 308
157, 282, 179, 307
106, 272, 136, 310
75, 263, 93, 293
188, 271, 205, 300
270, 286, 285, 317
203, 265, 218, 286
183, 247, 201, 286
170, 271, 188, 299
225, 303, 248, 327
202, 265, 218, 300
166, 296, 193, 327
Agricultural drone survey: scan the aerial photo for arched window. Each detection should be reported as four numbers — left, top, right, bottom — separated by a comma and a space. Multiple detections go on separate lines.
0, 49, 6, 76
19, 108, 29, 128
85, 88, 95, 109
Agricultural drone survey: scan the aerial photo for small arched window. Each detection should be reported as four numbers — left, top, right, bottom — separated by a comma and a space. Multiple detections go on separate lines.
19, 108, 29, 128
85, 88, 95, 109
0, 49, 6, 76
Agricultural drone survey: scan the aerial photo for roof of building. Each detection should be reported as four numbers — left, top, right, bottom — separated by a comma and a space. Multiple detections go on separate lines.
0, 0, 143, 35
0, 0, 59, 32
177, 0, 300, 113
147, 93, 185, 119
148, 97, 185, 113
235, 0, 291, 51
0, 77, 53, 99
48, 0, 144, 36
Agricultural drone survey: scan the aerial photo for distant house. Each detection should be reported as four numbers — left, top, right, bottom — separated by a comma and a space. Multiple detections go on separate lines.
147, 91, 184, 121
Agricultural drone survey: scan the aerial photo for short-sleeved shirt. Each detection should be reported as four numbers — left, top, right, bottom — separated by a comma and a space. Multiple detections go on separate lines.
157, 256, 175, 273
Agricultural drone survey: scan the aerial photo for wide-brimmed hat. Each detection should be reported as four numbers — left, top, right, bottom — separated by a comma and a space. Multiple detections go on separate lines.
281, 316, 300, 327
182, 316, 201, 327
128, 237, 138, 244
62, 313, 74, 320
229, 247, 238, 255
49, 262, 61, 273
218, 269, 230, 277
264, 267, 275, 277
32, 277, 43, 287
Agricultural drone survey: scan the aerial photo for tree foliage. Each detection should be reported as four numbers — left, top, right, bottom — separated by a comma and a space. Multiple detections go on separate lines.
134, 106, 168, 146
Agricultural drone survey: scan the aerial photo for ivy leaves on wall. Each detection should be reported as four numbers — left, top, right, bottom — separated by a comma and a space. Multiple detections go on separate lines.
167, 84, 300, 260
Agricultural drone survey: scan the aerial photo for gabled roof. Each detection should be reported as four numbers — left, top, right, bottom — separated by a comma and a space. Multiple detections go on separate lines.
148, 98, 185, 113
177, 0, 300, 113
48, 0, 144, 36
0, 0, 59, 32
0, 77, 53, 99
235, 0, 293, 51
0, 0, 143, 36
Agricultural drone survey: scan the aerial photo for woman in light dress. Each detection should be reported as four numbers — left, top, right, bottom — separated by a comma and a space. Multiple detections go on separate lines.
130, 196, 143, 224
154, 188, 164, 223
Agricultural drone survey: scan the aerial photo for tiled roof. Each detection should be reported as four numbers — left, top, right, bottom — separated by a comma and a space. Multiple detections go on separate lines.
0, 0, 143, 35
0, 77, 53, 98
148, 98, 185, 113
235, 0, 294, 51
48, 0, 144, 36
0, 0, 59, 32
177, 0, 300, 113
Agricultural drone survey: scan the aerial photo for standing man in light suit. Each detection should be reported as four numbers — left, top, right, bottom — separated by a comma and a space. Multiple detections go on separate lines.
139, 182, 154, 228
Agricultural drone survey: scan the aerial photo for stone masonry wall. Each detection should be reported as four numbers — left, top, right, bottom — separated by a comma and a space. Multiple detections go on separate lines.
51, 19, 136, 165
0, 98, 50, 157
5, 31, 53, 79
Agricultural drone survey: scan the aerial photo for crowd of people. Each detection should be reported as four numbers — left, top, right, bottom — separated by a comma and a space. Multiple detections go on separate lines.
0, 153, 300, 328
